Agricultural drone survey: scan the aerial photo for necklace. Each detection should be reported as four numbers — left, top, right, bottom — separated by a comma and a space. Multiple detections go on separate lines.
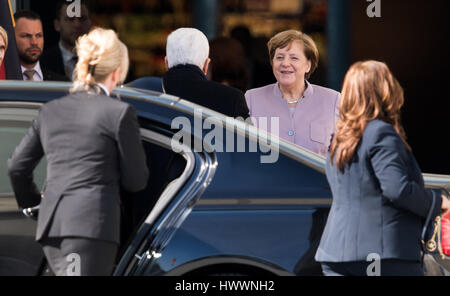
287, 99, 300, 104
286, 95, 304, 104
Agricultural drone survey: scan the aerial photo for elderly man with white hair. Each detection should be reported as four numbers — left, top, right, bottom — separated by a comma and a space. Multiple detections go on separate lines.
163, 27, 249, 118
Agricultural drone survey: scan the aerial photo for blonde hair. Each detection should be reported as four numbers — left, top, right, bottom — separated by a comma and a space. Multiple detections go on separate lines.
71, 28, 129, 93
330, 60, 410, 172
0, 26, 8, 49
267, 30, 319, 79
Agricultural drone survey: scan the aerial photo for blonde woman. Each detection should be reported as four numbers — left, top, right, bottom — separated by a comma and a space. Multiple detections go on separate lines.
315, 61, 450, 276
8, 28, 149, 276
0, 26, 7, 67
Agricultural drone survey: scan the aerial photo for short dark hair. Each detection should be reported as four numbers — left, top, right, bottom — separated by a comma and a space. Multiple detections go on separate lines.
55, 0, 90, 20
14, 10, 41, 22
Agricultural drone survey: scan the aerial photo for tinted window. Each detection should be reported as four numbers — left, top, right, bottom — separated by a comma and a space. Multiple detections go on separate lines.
0, 107, 46, 199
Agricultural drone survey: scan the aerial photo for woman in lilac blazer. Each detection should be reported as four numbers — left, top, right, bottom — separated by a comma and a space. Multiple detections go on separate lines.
245, 30, 340, 156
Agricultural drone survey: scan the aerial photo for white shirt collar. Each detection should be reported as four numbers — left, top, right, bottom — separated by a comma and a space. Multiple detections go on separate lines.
97, 83, 110, 96
59, 41, 76, 63
21, 62, 44, 81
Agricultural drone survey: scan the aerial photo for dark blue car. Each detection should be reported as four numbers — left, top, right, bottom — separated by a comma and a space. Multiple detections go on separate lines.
0, 81, 449, 276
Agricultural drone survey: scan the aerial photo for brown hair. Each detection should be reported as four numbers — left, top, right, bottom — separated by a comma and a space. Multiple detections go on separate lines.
267, 30, 319, 79
329, 60, 410, 172
71, 28, 129, 93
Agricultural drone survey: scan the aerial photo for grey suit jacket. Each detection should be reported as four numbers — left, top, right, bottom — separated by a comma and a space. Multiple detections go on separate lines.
8, 91, 149, 244
315, 119, 442, 262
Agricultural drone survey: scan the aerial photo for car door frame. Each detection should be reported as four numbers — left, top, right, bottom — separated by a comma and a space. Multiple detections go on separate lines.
113, 127, 217, 275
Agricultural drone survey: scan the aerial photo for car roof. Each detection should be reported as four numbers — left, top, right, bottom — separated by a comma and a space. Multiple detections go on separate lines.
1, 80, 450, 189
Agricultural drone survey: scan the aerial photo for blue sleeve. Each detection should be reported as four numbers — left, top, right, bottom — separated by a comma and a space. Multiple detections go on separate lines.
368, 123, 441, 218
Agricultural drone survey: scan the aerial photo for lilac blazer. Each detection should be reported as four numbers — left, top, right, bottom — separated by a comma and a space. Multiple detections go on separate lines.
245, 81, 340, 156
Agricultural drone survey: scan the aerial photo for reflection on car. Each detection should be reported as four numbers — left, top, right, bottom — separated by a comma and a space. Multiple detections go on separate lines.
1, 80, 449, 276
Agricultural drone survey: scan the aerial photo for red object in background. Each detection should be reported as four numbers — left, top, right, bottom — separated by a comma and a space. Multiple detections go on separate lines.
0, 0, 22, 80
0, 62, 5, 80
442, 214, 450, 256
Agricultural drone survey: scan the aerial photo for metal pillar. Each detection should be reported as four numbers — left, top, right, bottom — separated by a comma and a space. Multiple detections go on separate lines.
17, 0, 30, 10
326, 0, 350, 91
193, 0, 218, 39
10, 0, 16, 12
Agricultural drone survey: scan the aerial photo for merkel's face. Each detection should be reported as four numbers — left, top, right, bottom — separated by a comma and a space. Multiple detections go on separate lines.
15, 18, 44, 65
272, 41, 311, 89
0, 35, 6, 65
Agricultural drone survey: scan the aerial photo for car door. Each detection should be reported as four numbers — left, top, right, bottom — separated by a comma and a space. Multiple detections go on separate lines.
0, 96, 215, 276
113, 122, 216, 275
0, 102, 46, 275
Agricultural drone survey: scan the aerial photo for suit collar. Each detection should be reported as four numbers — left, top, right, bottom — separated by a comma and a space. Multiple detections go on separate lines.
97, 83, 110, 96
164, 64, 207, 81
21, 62, 44, 81
272, 80, 314, 101
59, 41, 76, 62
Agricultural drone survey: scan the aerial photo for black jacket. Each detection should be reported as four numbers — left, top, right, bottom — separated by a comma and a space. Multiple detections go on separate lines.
40, 45, 67, 80
42, 67, 70, 82
163, 64, 249, 118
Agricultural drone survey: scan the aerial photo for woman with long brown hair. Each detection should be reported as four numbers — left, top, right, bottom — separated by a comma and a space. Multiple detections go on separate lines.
315, 60, 450, 276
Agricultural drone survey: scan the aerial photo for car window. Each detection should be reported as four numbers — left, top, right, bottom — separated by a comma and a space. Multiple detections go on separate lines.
0, 106, 47, 200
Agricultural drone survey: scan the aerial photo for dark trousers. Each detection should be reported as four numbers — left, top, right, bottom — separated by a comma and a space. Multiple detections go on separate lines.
321, 260, 424, 276
40, 237, 118, 276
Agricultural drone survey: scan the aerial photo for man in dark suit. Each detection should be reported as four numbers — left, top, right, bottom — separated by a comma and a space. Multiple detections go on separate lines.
14, 10, 68, 82
163, 27, 250, 119
39, 0, 91, 81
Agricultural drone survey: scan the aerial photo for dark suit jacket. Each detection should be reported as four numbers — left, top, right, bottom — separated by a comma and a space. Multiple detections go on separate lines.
8, 90, 149, 244
40, 45, 67, 80
163, 64, 249, 118
42, 67, 69, 82
316, 119, 442, 262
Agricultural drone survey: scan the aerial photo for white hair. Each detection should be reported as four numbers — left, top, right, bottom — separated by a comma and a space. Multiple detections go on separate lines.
166, 28, 209, 69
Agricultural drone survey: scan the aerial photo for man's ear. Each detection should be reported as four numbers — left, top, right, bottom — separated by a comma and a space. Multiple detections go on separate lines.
202, 58, 210, 76
54, 19, 61, 33
164, 56, 169, 70
113, 67, 121, 84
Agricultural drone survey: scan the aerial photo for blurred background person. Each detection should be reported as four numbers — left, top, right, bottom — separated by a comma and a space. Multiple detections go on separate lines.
0, 26, 7, 70
14, 10, 67, 81
163, 27, 249, 118
207, 36, 248, 93
8, 28, 148, 276
315, 60, 450, 276
245, 30, 339, 156
40, 0, 92, 80
230, 25, 275, 89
